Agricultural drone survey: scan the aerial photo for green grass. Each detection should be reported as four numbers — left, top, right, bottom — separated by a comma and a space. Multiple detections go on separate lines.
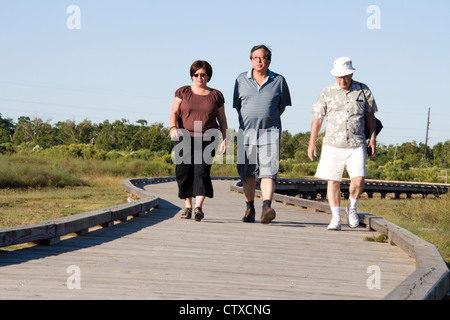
0, 155, 89, 189
0, 176, 127, 228
364, 232, 389, 243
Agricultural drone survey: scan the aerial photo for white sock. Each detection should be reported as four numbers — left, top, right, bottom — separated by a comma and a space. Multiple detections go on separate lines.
331, 207, 341, 220
349, 197, 359, 209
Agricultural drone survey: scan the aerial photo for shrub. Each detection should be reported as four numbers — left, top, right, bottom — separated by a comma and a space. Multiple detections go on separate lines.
0, 143, 15, 154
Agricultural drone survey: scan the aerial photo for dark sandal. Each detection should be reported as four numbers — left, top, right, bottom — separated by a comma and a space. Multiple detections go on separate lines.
194, 207, 204, 222
180, 208, 192, 219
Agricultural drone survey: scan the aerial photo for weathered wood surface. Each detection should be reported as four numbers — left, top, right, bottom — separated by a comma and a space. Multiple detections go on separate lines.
0, 180, 415, 300
0, 199, 158, 248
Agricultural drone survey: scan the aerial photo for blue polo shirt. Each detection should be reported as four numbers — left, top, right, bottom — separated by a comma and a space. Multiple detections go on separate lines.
233, 70, 292, 145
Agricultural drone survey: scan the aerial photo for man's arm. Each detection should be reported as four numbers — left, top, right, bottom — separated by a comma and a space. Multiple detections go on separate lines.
279, 77, 292, 116
232, 79, 241, 111
366, 113, 377, 155
308, 117, 323, 161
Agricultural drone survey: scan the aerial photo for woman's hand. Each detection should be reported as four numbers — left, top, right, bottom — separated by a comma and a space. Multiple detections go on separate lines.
219, 139, 227, 155
170, 127, 180, 140
169, 97, 182, 140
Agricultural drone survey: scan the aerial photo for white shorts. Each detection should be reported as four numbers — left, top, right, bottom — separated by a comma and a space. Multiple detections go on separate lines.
315, 146, 366, 181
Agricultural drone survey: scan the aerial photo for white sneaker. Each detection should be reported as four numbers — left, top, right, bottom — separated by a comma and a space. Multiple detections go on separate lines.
327, 217, 342, 231
346, 205, 360, 228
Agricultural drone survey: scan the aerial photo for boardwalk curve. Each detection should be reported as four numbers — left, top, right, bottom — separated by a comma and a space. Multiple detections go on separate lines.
0, 177, 448, 300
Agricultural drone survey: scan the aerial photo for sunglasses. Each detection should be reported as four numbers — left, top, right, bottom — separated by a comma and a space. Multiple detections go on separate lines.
193, 73, 207, 78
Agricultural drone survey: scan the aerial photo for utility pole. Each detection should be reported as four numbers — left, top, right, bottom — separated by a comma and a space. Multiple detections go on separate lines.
424, 108, 430, 162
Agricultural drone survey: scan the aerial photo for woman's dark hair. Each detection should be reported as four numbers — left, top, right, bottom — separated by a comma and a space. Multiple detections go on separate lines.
250, 45, 272, 61
190, 60, 213, 82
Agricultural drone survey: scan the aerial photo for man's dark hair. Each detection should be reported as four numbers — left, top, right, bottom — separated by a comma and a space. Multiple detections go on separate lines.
250, 45, 272, 61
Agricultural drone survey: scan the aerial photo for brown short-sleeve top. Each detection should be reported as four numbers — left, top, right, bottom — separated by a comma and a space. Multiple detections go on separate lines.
175, 85, 225, 136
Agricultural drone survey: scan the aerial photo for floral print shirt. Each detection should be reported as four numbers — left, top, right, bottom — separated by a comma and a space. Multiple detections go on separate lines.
312, 80, 378, 148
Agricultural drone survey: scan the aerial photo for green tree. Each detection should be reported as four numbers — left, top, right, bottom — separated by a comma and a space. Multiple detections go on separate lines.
93, 120, 115, 151
113, 119, 139, 150
0, 113, 15, 143
280, 130, 295, 160
131, 122, 171, 152
431, 141, 450, 168
13, 116, 55, 148
93, 119, 139, 151
55, 119, 94, 145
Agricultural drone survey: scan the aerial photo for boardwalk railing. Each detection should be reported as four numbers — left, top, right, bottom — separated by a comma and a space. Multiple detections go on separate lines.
0, 192, 158, 248
1, 176, 448, 300
274, 178, 450, 199
231, 180, 450, 300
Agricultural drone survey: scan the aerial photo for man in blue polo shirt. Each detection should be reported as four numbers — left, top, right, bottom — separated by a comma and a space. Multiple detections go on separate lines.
233, 45, 292, 224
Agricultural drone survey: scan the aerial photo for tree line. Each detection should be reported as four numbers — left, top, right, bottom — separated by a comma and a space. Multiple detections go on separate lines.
0, 115, 172, 153
1, 114, 449, 182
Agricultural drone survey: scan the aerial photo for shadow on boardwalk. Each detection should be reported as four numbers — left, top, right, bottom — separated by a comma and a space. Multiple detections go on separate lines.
0, 199, 179, 267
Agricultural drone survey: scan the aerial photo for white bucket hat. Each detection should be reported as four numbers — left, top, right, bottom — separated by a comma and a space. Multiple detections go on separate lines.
330, 57, 356, 77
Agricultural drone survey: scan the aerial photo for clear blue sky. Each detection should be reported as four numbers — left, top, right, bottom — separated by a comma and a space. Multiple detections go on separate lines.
1, 0, 449, 147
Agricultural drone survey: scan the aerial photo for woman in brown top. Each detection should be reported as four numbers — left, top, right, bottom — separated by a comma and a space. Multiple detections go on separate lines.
169, 60, 228, 221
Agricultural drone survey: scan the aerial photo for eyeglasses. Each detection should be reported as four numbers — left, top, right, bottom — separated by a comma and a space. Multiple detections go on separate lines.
251, 56, 268, 61
193, 73, 207, 78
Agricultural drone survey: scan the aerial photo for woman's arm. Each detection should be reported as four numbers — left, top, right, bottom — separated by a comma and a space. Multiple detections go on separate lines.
169, 97, 182, 139
217, 105, 228, 155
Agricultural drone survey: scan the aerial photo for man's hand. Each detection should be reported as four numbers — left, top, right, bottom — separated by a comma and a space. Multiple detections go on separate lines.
308, 143, 317, 161
368, 138, 376, 156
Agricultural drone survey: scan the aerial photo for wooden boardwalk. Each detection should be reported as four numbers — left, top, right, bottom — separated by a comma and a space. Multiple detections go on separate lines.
0, 180, 415, 300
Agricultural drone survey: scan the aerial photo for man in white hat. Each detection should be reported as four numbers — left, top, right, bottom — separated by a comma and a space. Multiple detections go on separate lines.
308, 57, 378, 230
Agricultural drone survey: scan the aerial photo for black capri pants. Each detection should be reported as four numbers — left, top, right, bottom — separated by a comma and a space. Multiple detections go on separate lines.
174, 135, 218, 200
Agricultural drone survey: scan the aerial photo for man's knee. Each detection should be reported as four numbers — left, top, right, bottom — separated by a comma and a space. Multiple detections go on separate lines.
351, 176, 365, 186
328, 180, 341, 188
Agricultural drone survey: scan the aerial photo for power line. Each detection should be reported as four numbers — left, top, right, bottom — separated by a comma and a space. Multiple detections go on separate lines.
0, 97, 168, 117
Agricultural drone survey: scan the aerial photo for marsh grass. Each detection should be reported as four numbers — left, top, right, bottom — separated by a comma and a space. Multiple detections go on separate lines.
0, 175, 127, 228
0, 155, 89, 188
